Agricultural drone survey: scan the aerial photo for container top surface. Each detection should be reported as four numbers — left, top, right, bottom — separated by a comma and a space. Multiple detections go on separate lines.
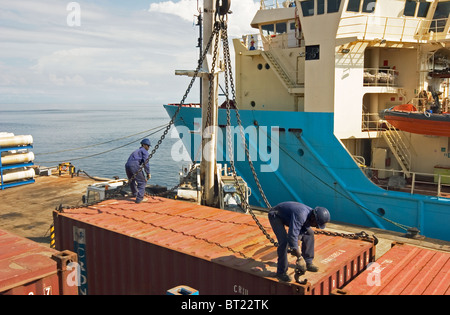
0, 229, 58, 292
56, 197, 374, 288
337, 242, 450, 295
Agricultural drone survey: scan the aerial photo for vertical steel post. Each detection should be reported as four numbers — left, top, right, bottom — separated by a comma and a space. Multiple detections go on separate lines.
201, 0, 220, 206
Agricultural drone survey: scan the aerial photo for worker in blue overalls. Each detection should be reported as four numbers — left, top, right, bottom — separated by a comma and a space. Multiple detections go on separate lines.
125, 139, 151, 203
268, 201, 330, 282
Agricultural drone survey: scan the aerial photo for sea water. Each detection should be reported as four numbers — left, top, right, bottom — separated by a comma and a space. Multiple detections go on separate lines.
0, 103, 190, 188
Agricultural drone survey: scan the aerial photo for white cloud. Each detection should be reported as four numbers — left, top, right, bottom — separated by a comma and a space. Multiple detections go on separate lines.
105, 77, 149, 87
32, 48, 108, 72
149, 0, 259, 37
49, 74, 86, 86
0, 0, 66, 25
0, 0, 261, 104
149, 0, 200, 22
0, 63, 27, 86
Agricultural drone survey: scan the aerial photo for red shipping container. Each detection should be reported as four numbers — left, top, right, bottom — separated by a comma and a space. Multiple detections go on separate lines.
0, 229, 78, 295
53, 198, 375, 295
333, 242, 450, 295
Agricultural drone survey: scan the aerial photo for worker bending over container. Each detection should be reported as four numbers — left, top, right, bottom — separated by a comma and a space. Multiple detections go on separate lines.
268, 201, 330, 282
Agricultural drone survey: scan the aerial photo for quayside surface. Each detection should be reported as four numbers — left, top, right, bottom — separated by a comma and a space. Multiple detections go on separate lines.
53, 197, 375, 295
0, 173, 96, 244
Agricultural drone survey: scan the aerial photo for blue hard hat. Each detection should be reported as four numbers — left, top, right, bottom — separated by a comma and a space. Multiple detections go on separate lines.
141, 138, 151, 146
313, 207, 330, 229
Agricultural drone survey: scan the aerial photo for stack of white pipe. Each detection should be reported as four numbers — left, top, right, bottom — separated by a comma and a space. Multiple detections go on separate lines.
0, 132, 35, 184
1, 152, 35, 165
0, 135, 33, 147
1, 169, 35, 183
0, 132, 15, 138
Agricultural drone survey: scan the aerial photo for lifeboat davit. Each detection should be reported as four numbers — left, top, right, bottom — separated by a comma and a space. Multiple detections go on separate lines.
381, 104, 450, 137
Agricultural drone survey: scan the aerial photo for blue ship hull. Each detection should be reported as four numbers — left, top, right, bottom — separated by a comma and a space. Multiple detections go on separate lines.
165, 105, 450, 241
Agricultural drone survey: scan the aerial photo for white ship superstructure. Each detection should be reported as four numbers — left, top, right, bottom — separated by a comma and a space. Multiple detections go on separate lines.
165, 0, 450, 241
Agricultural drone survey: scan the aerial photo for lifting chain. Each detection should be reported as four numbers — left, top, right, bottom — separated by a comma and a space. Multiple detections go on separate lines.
58, 23, 223, 211
314, 229, 379, 245
221, 21, 378, 249
143, 22, 222, 200
121, 21, 223, 199
59, 8, 378, 252
221, 21, 278, 247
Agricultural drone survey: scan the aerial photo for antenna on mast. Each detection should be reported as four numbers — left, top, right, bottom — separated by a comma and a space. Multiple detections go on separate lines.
195, 2, 203, 104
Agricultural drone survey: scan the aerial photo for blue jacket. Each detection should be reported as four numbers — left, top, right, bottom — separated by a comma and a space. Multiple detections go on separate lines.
125, 147, 150, 174
272, 202, 313, 250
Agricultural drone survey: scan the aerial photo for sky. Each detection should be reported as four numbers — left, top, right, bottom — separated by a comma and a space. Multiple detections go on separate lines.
0, 0, 260, 106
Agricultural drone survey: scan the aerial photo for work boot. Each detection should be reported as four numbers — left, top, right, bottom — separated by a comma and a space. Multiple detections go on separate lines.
306, 263, 319, 272
276, 273, 292, 282
135, 197, 148, 204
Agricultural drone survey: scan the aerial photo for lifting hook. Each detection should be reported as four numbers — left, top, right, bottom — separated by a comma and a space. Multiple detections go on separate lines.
294, 257, 307, 285
216, 0, 231, 16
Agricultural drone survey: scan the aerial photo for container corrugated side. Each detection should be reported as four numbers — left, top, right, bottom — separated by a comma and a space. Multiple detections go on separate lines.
0, 229, 78, 295
53, 197, 375, 295
333, 242, 450, 295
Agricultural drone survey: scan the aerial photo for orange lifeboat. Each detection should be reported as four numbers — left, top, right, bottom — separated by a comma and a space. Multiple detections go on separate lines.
381, 104, 450, 137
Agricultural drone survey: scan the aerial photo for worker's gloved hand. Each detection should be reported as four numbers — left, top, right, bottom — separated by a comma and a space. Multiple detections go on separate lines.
288, 247, 301, 258
146, 173, 151, 180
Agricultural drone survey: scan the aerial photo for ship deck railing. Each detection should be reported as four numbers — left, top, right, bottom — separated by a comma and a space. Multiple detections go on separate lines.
260, 0, 296, 10
361, 113, 385, 132
338, 15, 450, 42
242, 33, 265, 51
364, 68, 398, 87
360, 166, 450, 198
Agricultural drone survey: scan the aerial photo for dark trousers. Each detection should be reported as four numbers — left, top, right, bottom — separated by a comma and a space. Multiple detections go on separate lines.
268, 211, 315, 275
125, 164, 147, 202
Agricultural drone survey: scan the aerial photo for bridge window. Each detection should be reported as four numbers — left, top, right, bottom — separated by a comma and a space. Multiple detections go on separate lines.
261, 24, 274, 36
362, 0, 376, 13
276, 22, 287, 34
347, 0, 360, 12
430, 2, 450, 33
403, 0, 430, 18
328, 0, 341, 13
318, 0, 325, 14
300, 0, 341, 16
417, 2, 430, 18
301, 0, 315, 16
434, 1, 450, 19
346, 0, 376, 13
404, 0, 416, 17
262, 23, 288, 36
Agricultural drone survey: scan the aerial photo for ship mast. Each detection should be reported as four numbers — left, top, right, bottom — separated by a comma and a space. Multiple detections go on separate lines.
201, 0, 221, 206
